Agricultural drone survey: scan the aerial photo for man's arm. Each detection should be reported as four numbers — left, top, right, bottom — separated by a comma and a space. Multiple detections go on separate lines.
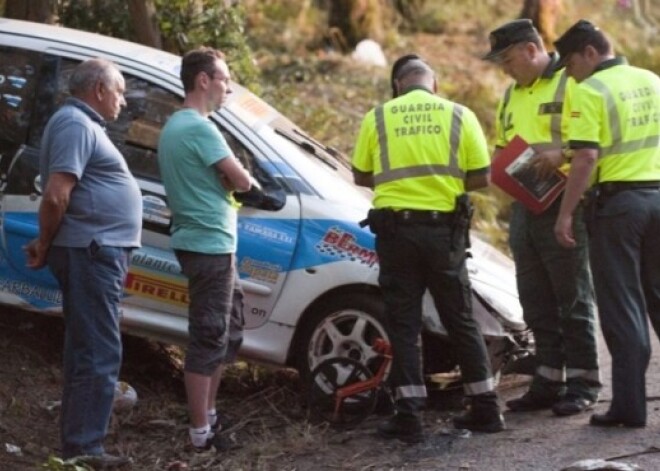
352, 167, 374, 189
554, 148, 598, 248
24, 172, 77, 269
215, 156, 252, 193
465, 168, 490, 191
462, 108, 491, 192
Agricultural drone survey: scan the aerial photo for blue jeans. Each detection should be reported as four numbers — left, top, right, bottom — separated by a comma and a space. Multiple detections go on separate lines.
48, 243, 131, 458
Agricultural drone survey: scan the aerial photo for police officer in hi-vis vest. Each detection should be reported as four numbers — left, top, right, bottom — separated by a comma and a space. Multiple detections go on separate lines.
554, 20, 660, 428
351, 55, 505, 442
483, 19, 601, 417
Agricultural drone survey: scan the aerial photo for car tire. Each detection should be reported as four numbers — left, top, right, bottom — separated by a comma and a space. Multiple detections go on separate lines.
295, 294, 387, 382
307, 356, 377, 428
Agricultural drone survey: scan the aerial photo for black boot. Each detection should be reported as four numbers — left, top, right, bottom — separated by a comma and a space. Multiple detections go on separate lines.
453, 392, 505, 433
377, 413, 424, 443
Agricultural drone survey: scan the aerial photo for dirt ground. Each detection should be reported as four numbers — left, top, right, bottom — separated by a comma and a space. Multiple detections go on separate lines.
3, 307, 660, 471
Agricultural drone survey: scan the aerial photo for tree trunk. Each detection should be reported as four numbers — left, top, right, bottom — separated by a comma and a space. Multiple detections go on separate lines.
4, 0, 56, 23
127, 0, 162, 49
327, 0, 386, 52
520, 0, 563, 50
393, 0, 426, 23
631, 0, 659, 29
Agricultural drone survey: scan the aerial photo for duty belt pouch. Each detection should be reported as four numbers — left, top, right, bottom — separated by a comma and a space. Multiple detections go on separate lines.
365, 208, 396, 236
452, 194, 473, 251
582, 187, 600, 236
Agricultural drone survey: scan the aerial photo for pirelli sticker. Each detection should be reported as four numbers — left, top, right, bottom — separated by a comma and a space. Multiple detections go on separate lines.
125, 268, 189, 306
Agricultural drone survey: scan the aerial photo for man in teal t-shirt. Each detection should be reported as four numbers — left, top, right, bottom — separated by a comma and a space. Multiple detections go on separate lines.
159, 107, 237, 254
158, 47, 251, 451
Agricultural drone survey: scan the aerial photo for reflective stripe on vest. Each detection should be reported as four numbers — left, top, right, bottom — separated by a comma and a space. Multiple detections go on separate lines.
373, 103, 465, 185
463, 377, 496, 396
498, 84, 513, 133
529, 70, 568, 152
566, 368, 600, 383
537, 365, 565, 382
499, 71, 568, 152
585, 76, 660, 158
394, 384, 428, 400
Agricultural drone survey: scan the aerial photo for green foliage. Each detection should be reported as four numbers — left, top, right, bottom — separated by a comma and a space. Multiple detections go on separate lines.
242, 0, 323, 55
54, 0, 260, 93
397, 1, 447, 34
625, 45, 660, 76
396, 0, 507, 34
155, 0, 261, 93
260, 57, 388, 156
258, 0, 302, 23
57, 0, 133, 40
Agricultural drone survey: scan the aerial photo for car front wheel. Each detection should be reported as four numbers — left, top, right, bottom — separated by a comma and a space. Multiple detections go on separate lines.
296, 294, 387, 381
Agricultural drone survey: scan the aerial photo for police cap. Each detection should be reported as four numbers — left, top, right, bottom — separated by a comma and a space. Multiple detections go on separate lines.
483, 19, 540, 61
554, 19, 604, 66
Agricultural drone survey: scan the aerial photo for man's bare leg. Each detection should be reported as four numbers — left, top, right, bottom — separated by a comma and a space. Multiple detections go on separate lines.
185, 371, 212, 428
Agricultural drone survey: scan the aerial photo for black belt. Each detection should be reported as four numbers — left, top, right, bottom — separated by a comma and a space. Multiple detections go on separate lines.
394, 209, 455, 225
597, 181, 660, 197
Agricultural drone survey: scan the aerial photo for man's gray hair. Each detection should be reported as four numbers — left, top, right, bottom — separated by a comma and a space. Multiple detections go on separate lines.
394, 58, 435, 82
69, 58, 121, 95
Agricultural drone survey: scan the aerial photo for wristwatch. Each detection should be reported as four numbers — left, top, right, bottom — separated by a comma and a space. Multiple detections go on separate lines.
562, 147, 575, 162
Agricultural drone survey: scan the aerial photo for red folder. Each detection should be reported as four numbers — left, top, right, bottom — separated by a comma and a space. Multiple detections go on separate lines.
491, 135, 566, 215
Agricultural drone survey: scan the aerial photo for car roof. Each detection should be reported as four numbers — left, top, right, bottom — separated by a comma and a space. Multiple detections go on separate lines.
0, 18, 182, 78
0, 18, 272, 121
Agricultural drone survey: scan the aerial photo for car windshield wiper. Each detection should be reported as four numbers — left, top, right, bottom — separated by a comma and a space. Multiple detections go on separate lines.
275, 127, 347, 170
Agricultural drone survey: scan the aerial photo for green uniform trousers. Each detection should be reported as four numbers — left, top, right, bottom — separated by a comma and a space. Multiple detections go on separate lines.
509, 199, 600, 401
590, 188, 660, 424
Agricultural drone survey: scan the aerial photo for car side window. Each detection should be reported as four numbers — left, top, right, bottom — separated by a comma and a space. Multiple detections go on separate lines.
0, 47, 40, 146
0, 46, 42, 189
28, 58, 181, 182
116, 76, 182, 182
27, 55, 74, 150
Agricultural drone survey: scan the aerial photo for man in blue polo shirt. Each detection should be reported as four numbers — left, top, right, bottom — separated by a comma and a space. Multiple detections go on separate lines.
25, 58, 142, 469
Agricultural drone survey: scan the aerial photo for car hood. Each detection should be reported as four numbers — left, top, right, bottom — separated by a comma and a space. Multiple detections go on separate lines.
468, 234, 525, 330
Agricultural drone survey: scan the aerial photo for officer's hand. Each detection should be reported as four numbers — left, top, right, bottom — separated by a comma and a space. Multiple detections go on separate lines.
554, 214, 576, 248
531, 149, 564, 180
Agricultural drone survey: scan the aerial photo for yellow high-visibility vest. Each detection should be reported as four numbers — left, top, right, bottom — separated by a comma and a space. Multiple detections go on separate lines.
495, 54, 571, 174
352, 87, 489, 211
569, 58, 660, 184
